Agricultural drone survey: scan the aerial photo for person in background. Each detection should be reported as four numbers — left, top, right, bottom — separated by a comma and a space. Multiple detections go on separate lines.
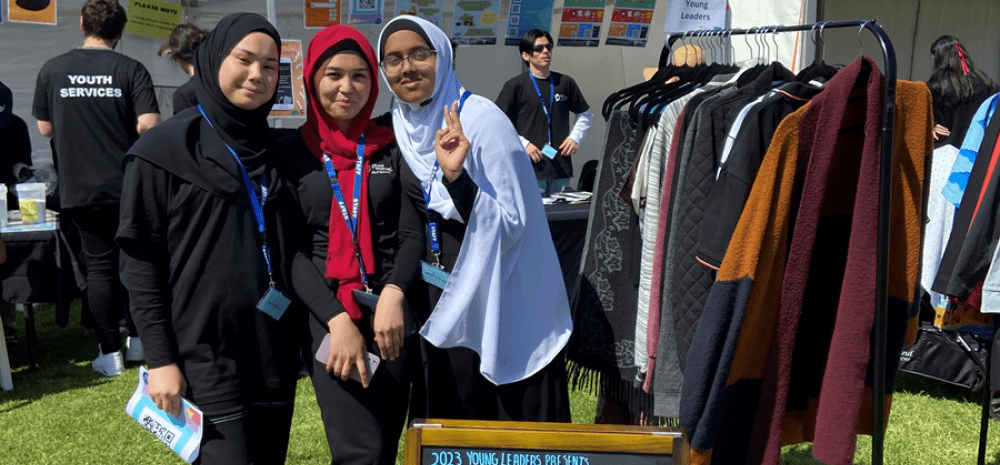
271, 24, 421, 464
32, 0, 159, 375
378, 16, 572, 422
118, 13, 300, 464
495, 29, 592, 196
0, 81, 32, 345
159, 23, 210, 114
928, 35, 1000, 148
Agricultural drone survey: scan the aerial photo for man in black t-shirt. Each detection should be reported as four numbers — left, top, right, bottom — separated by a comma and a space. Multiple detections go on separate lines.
495, 29, 593, 196
0, 80, 32, 345
33, 0, 159, 376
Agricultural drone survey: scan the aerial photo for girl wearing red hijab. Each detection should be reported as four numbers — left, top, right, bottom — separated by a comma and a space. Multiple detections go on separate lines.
270, 25, 422, 464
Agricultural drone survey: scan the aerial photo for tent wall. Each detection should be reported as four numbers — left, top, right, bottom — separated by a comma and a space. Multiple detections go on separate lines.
1, 0, 809, 179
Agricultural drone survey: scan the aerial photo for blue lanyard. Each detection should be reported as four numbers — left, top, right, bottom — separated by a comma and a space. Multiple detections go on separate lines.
197, 105, 274, 283
322, 134, 370, 291
529, 73, 555, 145
422, 90, 472, 267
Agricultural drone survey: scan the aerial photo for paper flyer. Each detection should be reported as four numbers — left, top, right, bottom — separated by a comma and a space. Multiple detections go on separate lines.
663, 0, 725, 33
124, 0, 182, 41
126, 366, 203, 463
304, 0, 341, 29
348, 0, 382, 25
270, 40, 306, 118
393, 0, 445, 27
8, 0, 56, 25
557, 0, 605, 47
450, 0, 500, 46
605, 0, 656, 47
503, 0, 554, 46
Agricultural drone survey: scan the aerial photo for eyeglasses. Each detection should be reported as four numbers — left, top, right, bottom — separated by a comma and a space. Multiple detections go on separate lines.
380, 48, 436, 76
532, 43, 553, 53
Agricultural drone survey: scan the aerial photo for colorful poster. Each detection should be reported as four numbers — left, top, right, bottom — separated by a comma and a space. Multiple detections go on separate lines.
270, 40, 307, 118
393, 0, 445, 27
605, 0, 655, 47
304, 0, 340, 29
348, 0, 382, 25
663, 0, 725, 33
504, 0, 554, 46
557, 0, 605, 47
125, 0, 182, 41
7, 0, 56, 25
451, 0, 501, 45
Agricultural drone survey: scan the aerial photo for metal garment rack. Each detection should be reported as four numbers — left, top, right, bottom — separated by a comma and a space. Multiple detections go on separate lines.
672, 20, 898, 465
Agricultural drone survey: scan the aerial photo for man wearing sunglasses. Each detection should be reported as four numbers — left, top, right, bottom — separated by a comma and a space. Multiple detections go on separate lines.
496, 29, 592, 197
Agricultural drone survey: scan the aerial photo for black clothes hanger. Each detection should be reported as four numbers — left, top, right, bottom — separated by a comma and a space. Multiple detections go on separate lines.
795, 22, 839, 84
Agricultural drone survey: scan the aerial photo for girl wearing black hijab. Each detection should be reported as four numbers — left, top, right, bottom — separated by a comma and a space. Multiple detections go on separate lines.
118, 13, 301, 464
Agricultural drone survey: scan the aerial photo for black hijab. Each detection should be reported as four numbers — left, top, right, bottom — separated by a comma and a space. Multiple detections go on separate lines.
194, 13, 281, 175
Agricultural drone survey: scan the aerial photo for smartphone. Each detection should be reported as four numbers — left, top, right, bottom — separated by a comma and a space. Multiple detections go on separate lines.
314, 334, 381, 383
272, 57, 294, 111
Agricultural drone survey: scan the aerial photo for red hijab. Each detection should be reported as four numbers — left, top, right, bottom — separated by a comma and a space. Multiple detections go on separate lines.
301, 25, 394, 322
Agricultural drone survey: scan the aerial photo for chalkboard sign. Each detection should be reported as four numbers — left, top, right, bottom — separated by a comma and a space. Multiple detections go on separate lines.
404, 419, 688, 465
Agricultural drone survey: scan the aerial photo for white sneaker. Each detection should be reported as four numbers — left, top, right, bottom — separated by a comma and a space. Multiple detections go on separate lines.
124, 336, 144, 362
92, 345, 124, 377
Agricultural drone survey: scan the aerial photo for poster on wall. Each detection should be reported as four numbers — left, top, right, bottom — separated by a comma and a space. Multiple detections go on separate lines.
304, 0, 340, 29
8, 0, 56, 25
605, 0, 656, 47
503, 0, 554, 46
663, 0, 725, 33
348, 0, 382, 25
125, 0, 182, 41
393, 0, 444, 27
557, 0, 605, 47
270, 40, 306, 118
450, 0, 500, 45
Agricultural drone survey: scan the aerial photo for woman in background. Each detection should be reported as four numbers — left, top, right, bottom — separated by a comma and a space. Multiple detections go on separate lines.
928, 35, 999, 148
159, 23, 210, 114
271, 25, 421, 464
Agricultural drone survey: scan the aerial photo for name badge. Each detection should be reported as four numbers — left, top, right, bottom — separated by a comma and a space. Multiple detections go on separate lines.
421, 260, 451, 289
351, 289, 380, 309
257, 286, 290, 320
542, 144, 559, 159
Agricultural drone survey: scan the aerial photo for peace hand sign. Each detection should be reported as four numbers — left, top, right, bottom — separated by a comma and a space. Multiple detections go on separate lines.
435, 101, 470, 182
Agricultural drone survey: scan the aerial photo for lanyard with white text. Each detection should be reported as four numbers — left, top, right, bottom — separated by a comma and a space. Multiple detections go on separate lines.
529, 73, 555, 145
322, 134, 370, 292
197, 105, 274, 284
422, 90, 472, 268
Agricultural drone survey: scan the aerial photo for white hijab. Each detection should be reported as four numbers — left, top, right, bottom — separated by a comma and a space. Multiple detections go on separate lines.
378, 16, 573, 385
377, 15, 463, 221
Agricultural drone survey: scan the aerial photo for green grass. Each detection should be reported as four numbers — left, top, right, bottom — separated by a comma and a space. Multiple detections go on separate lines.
3, 301, 1000, 464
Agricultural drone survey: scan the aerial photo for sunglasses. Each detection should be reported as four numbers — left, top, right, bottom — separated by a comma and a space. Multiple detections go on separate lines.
532, 43, 554, 52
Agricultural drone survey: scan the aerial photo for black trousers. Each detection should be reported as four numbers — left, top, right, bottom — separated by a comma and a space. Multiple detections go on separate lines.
195, 386, 296, 465
306, 308, 415, 465
70, 204, 133, 353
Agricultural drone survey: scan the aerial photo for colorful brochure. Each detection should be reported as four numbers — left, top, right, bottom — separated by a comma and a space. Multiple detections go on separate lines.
126, 366, 203, 463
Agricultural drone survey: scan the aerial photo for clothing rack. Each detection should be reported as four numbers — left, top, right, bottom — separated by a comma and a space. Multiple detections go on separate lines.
671, 20, 898, 465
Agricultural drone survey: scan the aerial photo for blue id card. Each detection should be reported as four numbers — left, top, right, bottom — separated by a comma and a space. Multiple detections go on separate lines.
257, 286, 290, 320
541, 144, 558, 159
421, 260, 451, 289
351, 289, 380, 309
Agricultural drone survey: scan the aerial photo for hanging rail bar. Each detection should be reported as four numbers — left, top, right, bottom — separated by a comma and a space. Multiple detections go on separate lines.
675, 20, 896, 465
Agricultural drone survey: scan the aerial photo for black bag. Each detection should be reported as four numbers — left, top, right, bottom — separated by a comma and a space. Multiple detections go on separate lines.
899, 325, 989, 391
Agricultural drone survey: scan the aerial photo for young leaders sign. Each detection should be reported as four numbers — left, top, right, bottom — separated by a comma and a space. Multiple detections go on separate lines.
663, 0, 725, 33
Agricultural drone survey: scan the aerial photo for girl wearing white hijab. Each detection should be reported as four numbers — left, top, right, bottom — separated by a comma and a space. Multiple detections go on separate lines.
378, 16, 572, 421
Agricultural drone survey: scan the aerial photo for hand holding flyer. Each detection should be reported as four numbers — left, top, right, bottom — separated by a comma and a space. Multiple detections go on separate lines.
126, 366, 203, 463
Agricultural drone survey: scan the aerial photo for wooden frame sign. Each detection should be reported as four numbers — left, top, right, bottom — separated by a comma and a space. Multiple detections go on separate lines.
404, 419, 690, 465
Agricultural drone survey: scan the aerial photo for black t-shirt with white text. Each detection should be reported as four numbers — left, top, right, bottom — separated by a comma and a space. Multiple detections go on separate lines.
495, 71, 589, 180
33, 48, 159, 208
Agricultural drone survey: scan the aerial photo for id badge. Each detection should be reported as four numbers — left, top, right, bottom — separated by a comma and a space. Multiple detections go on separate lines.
257, 286, 290, 320
351, 289, 380, 309
541, 144, 559, 159
421, 260, 451, 289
